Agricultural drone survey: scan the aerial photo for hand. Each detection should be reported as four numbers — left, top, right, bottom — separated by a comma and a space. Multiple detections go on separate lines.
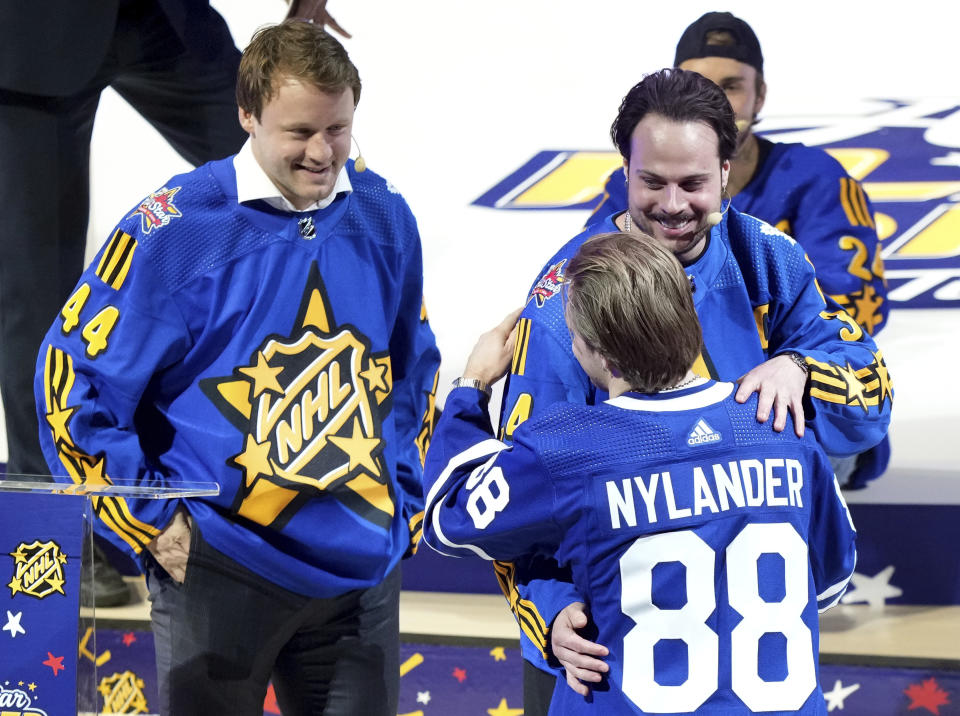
550, 602, 609, 697
462, 308, 524, 387
735, 354, 807, 437
146, 509, 192, 583
285, 0, 352, 38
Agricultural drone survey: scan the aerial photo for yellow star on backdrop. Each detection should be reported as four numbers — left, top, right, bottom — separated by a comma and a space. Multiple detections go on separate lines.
329, 417, 381, 475
489, 646, 507, 662
239, 352, 284, 398
8, 576, 23, 596
45, 573, 66, 595
487, 698, 524, 716
10, 548, 27, 563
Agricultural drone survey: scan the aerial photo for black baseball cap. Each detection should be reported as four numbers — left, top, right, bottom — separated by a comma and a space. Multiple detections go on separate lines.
673, 11, 763, 75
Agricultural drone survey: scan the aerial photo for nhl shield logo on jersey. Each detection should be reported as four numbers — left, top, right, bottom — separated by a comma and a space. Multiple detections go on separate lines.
128, 186, 183, 234
529, 260, 566, 307
7, 540, 67, 599
201, 264, 396, 531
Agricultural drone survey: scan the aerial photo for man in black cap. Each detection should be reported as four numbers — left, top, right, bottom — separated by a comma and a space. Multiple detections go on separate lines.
588, 14, 889, 398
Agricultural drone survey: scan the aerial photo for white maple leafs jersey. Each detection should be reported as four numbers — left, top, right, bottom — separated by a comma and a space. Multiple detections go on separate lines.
424, 381, 856, 715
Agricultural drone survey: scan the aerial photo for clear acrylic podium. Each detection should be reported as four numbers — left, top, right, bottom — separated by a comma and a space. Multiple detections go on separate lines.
0, 475, 218, 715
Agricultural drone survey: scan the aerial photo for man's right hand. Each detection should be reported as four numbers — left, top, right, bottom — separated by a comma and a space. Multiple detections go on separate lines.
550, 601, 609, 697
146, 509, 192, 583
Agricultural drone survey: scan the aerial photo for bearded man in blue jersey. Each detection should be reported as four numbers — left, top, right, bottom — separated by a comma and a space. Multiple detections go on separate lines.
424, 231, 856, 715
589, 12, 888, 355
34, 20, 440, 716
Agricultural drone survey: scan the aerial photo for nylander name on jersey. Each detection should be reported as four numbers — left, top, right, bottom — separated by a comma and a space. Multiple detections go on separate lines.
606, 456, 804, 529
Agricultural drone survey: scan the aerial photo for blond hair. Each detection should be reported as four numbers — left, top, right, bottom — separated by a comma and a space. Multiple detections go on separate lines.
565, 232, 702, 391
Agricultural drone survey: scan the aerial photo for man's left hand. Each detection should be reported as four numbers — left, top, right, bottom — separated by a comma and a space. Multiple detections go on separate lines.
735, 354, 807, 436
462, 308, 524, 387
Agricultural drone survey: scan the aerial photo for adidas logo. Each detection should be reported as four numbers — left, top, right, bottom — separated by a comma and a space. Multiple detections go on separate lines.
687, 418, 721, 446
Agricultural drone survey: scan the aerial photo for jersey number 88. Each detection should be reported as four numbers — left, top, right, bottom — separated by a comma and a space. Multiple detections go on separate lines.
620, 523, 815, 712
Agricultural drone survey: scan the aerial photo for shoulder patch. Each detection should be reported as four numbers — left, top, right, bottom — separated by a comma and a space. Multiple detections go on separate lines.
128, 186, 183, 234
529, 259, 566, 307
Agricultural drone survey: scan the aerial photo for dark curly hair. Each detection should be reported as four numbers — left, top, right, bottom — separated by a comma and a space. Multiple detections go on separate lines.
611, 68, 737, 164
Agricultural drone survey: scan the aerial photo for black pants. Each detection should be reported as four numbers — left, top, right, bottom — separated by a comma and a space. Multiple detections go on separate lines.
525, 658, 558, 716
0, 0, 245, 477
145, 527, 401, 716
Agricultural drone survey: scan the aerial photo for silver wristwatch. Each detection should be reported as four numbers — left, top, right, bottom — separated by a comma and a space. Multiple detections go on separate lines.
451, 377, 492, 398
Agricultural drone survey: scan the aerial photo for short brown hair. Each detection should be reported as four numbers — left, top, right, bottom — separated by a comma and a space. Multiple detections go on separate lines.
565, 232, 702, 392
237, 20, 362, 119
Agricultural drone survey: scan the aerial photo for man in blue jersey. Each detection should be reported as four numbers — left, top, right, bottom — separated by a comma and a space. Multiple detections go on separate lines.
33, 21, 440, 716
588, 12, 888, 353
425, 231, 856, 714
501, 67, 890, 715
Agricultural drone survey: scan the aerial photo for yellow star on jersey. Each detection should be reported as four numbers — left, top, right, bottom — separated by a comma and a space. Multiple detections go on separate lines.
487, 698, 523, 716
360, 360, 388, 392
874, 352, 893, 408
232, 434, 274, 485
45, 400, 76, 445
489, 646, 507, 662
82, 456, 111, 488
851, 285, 884, 335
329, 418, 382, 475
836, 363, 869, 413
239, 352, 284, 398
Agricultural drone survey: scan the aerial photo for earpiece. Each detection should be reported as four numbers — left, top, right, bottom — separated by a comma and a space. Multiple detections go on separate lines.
707, 188, 730, 227
735, 119, 751, 132
352, 136, 366, 172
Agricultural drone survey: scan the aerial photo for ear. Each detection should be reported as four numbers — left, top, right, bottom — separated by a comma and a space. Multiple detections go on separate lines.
602, 355, 621, 379
720, 159, 731, 192
754, 78, 767, 117
238, 106, 257, 136
622, 159, 629, 183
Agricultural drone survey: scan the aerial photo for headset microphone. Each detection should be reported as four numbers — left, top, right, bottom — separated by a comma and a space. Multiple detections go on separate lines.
352, 136, 366, 172
735, 119, 751, 133
706, 212, 723, 227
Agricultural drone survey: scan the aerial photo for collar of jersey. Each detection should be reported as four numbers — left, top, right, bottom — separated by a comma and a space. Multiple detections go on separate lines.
605, 380, 734, 412
233, 139, 352, 212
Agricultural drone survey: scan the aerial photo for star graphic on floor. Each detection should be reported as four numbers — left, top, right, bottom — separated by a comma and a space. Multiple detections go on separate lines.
452, 667, 467, 683
487, 697, 524, 716
416, 691, 431, 705
823, 679, 860, 711
489, 646, 507, 662
2, 611, 25, 638
122, 632, 137, 646
840, 565, 903, 607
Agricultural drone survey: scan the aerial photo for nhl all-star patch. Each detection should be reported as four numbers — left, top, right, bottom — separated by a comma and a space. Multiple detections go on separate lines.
529, 260, 566, 307
129, 187, 183, 234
